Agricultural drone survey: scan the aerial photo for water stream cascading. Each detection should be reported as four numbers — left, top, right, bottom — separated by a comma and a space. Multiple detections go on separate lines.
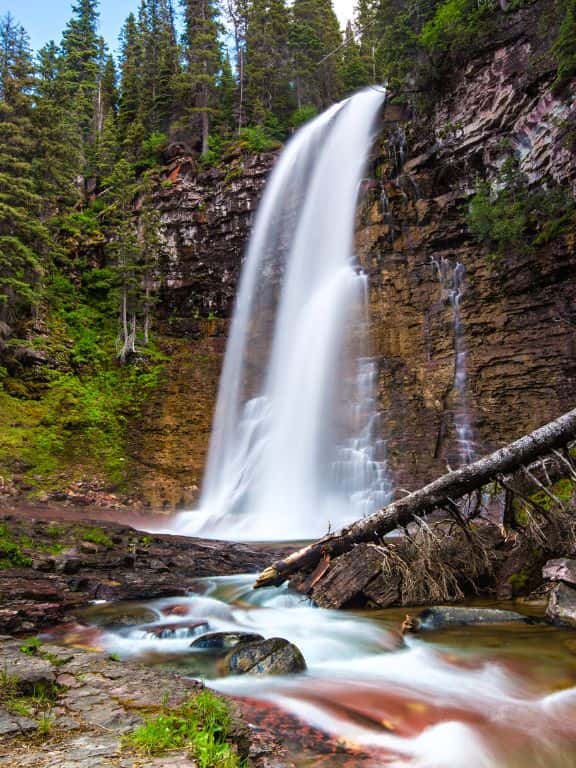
174, 88, 392, 541
433, 257, 476, 465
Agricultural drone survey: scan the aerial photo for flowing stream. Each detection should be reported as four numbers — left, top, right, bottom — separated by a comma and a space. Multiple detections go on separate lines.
173, 88, 391, 541
64, 575, 576, 768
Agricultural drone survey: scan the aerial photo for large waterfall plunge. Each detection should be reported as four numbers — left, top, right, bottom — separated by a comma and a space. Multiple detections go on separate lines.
175, 88, 391, 541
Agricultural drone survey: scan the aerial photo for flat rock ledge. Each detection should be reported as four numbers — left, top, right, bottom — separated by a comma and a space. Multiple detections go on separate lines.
0, 514, 291, 634
0, 637, 290, 768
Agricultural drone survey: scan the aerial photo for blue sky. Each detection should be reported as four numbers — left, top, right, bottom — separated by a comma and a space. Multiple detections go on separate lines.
1, 0, 354, 54
0, 0, 136, 52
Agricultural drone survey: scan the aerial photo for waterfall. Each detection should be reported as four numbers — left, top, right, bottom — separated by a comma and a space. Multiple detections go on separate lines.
433, 257, 476, 465
174, 88, 391, 541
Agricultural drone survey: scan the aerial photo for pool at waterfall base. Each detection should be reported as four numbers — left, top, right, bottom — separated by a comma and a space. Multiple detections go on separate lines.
48, 573, 576, 768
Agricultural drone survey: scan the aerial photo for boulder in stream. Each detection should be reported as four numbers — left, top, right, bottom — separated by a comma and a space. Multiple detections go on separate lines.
190, 631, 264, 651
404, 606, 531, 633
546, 582, 576, 628
224, 637, 306, 675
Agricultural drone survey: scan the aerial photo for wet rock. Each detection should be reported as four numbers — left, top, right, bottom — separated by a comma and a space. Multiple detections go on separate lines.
190, 631, 264, 651
543, 558, 576, 587
408, 606, 530, 632
546, 583, 576, 628
224, 637, 306, 676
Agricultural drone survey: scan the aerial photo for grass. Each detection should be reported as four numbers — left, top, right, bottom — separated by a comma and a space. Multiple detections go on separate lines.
0, 523, 33, 569
2, 664, 60, 738
76, 526, 114, 548
124, 689, 244, 768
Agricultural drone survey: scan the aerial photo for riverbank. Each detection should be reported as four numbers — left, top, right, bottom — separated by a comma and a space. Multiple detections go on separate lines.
0, 510, 291, 635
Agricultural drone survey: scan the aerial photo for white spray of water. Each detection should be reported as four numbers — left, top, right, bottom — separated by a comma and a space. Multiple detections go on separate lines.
174, 88, 391, 540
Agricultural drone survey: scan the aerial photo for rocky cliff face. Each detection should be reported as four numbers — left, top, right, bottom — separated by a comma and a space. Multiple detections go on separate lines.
358, 0, 576, 489
128, 153, 275, 508
132, 0, 576, 509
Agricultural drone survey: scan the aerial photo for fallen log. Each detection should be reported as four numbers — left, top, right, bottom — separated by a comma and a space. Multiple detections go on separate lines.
254, 407, 576, 589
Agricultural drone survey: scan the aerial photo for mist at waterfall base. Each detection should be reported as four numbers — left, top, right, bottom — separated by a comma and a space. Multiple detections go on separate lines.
174, 88, 391, 541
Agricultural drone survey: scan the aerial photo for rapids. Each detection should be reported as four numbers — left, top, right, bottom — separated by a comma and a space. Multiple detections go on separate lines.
66, 575, 576, 768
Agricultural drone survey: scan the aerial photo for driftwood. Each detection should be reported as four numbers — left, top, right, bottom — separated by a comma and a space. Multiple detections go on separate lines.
254, 407, 576, 589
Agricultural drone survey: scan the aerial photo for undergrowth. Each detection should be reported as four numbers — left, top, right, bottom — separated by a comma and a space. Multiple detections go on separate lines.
0, 271, 167, 494
124, 689, 244, 767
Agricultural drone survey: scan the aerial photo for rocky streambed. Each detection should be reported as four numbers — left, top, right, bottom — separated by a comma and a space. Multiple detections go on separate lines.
3, 511, 576, 767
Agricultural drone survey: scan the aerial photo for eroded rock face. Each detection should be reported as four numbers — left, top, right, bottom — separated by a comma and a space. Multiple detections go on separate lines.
155, 153, 277, 326
358, 0, 576, 488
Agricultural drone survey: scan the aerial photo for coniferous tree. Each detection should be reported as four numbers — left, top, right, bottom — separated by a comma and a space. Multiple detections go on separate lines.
138, 0, 180, 135
118, 13, 143, 142
291, 0, 343, 111
245, 0, 293, 128
215, 52, 237, 135
103, 158, 141, 363
61, 0, 102, 149
340, 21, 369, 93
34, 41, 82, 209
223, 0, 249, 131
0, 14, 50, 322
181, 0, 221, 154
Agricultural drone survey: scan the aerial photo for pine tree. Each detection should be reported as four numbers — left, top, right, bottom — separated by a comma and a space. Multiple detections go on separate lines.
244, 0, 294, 128
137, 0, 180, 135
291, 0, 343, 111
222, 0, 249, 131
61, 0, 102, 147
354, 0, 378, 82
181, 0, 222, 154
33, 41, 82, 209
340, 21, 369, 93
0, 14, 50, 322
118, 13, 142, 141
102, 158, 141, 363
215, 52, 237, 135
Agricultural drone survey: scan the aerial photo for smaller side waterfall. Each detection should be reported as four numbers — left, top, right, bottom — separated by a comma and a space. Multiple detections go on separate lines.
433, 258, 476, 465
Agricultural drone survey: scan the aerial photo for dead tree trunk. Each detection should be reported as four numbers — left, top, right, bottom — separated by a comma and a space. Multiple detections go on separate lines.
255, 408, 576, 589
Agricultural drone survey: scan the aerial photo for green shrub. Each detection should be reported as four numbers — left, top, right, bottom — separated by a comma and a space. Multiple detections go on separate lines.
290, 105, 318, 130
468, 157, 575, 257
0, 523, 32, 569
237, 126, 281, 153
420, 0, 491, 54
